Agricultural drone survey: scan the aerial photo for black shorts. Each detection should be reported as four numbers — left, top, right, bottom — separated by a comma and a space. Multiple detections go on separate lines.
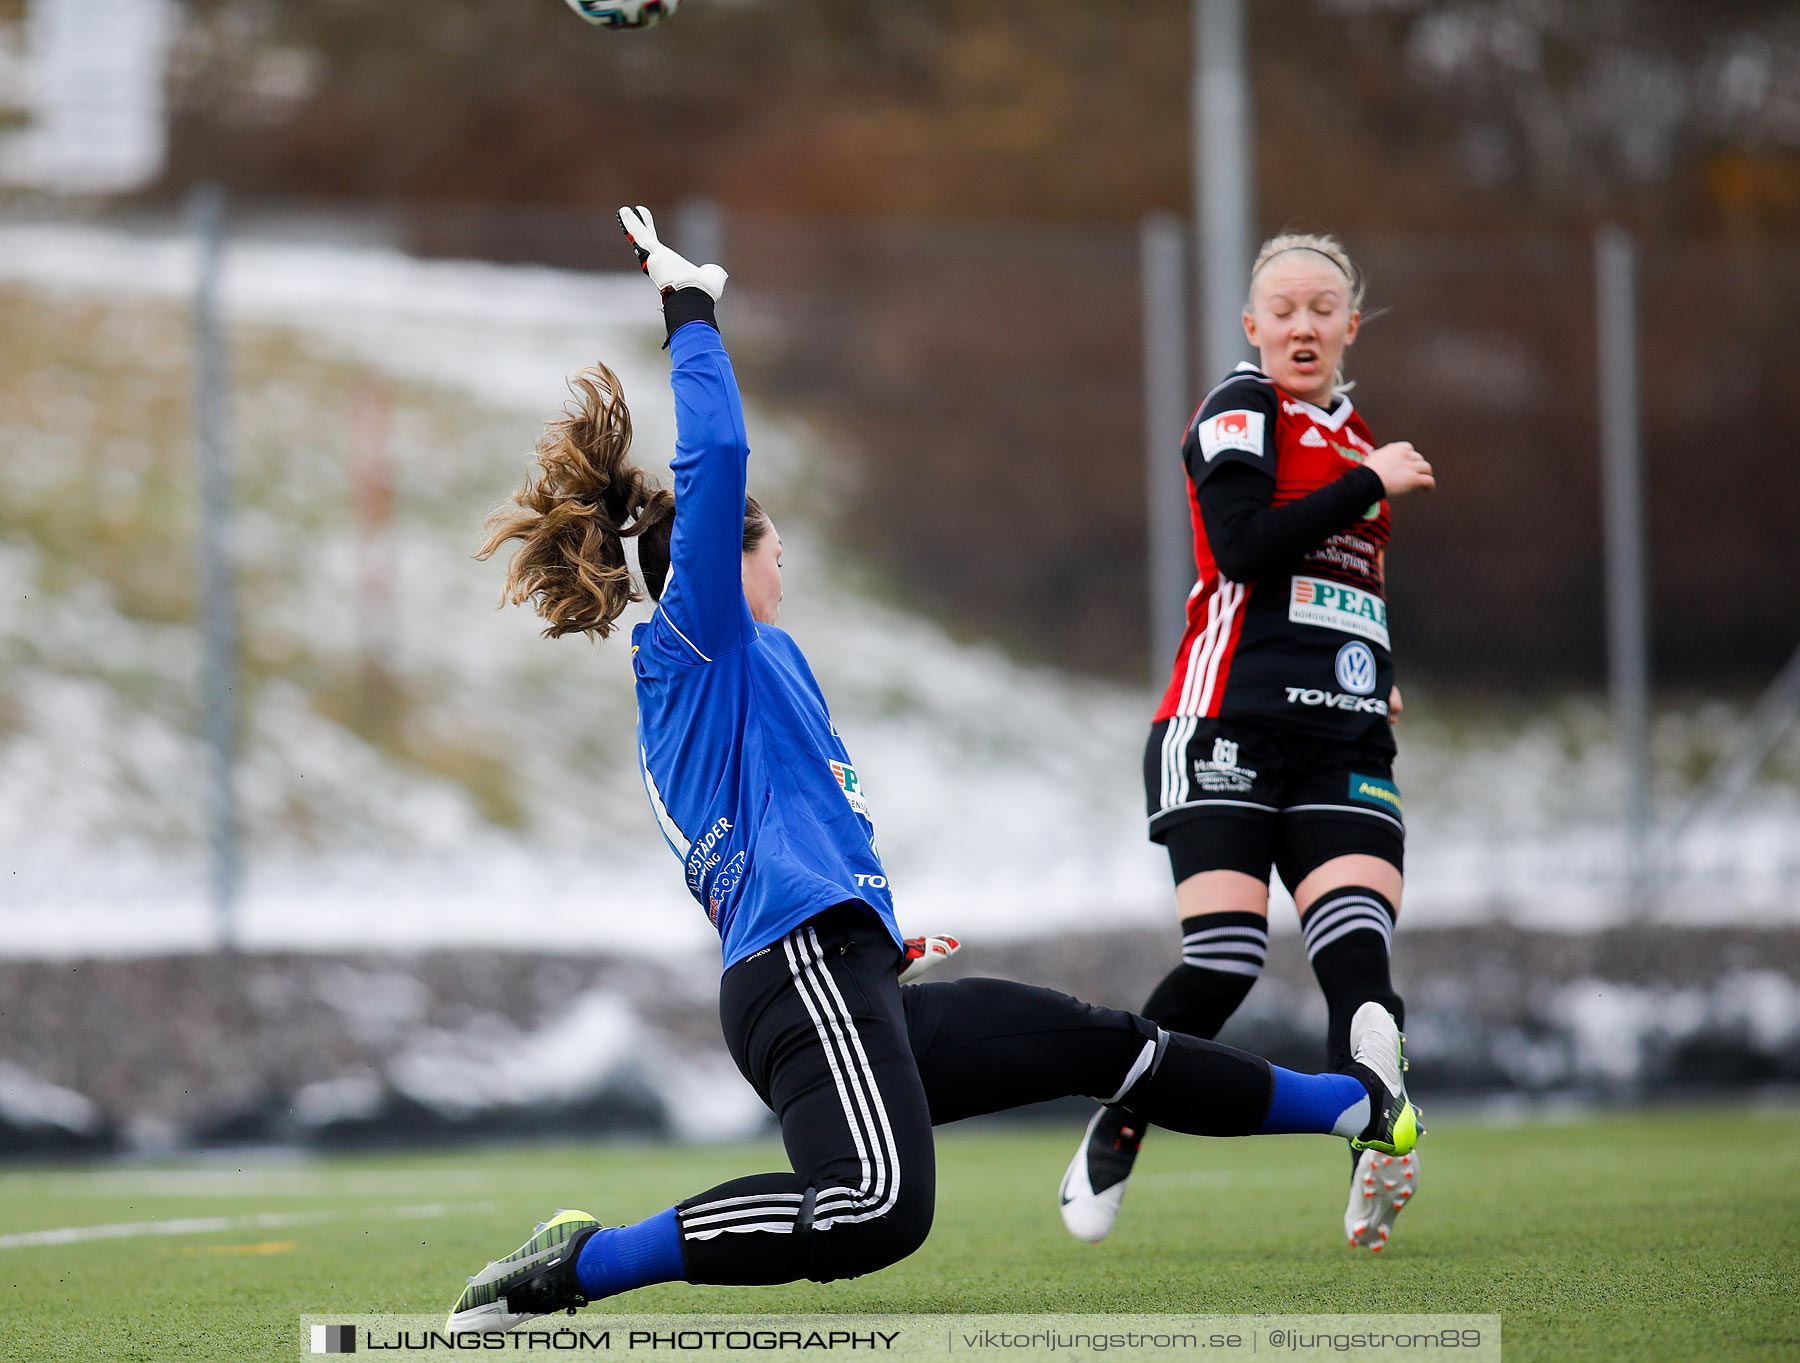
1143, 717, 1404, 891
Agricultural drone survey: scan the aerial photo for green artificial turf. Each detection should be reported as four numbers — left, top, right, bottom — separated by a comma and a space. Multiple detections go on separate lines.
3, 1106, 1796, 1362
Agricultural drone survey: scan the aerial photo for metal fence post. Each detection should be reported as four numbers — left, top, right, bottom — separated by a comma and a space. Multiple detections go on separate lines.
1596, 225, 1653, 913
1142, 214, 1193, 685
191, 182, 240, 949
1193, 0, 1253, 386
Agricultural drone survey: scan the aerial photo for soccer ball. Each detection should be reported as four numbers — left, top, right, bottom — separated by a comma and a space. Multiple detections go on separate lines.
564, 0, 679, 28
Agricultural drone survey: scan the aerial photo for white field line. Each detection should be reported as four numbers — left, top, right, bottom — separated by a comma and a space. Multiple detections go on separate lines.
0, 1201, 483, 1251
0, 1168, 577, 1200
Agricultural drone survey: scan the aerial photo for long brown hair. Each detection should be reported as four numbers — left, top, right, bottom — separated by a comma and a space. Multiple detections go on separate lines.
479, 362, 767, 640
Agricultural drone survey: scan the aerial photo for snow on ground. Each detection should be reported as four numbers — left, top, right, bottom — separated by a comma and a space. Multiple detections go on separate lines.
0, 218, 1795, 960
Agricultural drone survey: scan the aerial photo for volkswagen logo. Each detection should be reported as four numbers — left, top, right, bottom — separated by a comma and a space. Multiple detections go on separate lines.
1335, 640, 1377, 696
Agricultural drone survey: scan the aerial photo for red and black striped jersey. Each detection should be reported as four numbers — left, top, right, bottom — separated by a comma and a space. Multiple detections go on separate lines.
1154, 363, 1395, 749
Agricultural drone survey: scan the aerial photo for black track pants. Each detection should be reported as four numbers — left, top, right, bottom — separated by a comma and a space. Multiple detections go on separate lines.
675, 905, 1275, 1286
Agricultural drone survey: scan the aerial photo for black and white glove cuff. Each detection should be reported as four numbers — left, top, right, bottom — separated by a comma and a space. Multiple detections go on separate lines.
662, 286, 718, 345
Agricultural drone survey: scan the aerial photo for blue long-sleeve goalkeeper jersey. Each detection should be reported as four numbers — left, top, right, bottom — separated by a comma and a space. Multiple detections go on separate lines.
630, 320, 902, 971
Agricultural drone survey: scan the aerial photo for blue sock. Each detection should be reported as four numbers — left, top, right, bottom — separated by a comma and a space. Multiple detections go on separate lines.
1257, 1066, 1371, 1137
574, 1207, 685, 1301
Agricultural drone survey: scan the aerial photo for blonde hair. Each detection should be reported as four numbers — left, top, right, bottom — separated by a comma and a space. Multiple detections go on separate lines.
1246, 232, 1365, 396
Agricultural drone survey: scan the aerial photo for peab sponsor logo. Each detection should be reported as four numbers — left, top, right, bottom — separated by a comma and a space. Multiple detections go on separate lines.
1196, 409, 1266, 462
1289, 575, 1389, 647
1335, 641, 1377, 696
830, 760, 870, 817
1285, 687, 1389, 715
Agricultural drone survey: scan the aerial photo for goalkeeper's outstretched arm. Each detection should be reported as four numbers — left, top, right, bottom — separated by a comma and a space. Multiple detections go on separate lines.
617, 206, 752, 661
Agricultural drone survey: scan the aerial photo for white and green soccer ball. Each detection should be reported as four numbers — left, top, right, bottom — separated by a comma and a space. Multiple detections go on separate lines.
564, 0, 680, 28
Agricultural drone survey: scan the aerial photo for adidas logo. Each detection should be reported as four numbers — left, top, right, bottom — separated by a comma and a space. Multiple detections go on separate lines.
1300, 427, 1327, 447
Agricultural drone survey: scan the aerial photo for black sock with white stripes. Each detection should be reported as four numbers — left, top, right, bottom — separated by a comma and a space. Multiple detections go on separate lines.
1140, 911, 1268, 1040
1302, 886, 1403, 1073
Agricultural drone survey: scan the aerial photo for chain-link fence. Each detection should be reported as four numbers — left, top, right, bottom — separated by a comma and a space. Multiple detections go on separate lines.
396, 205, 1800, 682
3, 196, 1799, 952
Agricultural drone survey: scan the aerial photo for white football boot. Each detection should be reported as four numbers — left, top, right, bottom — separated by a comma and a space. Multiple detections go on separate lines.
1058, 1106, 1146, 1243
1346, 1147, 1418, 1252
1343, 1000, 1422, 1251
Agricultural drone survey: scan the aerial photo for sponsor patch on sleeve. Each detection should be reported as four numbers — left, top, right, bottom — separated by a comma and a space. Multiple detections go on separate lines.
1348, 773, 1403, 814
1196, 409, 1266, 462
707, 850, 748, 925
830, 759, 871, 817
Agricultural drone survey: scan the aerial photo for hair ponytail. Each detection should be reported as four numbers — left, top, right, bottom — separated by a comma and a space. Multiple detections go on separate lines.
478, 363, 669, 639
480, 364, 774, 640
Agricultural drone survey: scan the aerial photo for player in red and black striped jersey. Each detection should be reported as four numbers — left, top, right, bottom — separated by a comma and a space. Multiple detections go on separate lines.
1157, 363, 1393, 749
1060, 233, 1436, 1254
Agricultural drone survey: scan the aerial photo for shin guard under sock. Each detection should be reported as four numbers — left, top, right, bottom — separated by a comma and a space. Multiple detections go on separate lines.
1140, 911, 1268, 1039
1302, 886, 1403, 1073
575, 1208, 685, 1301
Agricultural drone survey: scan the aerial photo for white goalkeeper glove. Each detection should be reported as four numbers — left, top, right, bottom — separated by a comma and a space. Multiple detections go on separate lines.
897, 933, 961, 984
617, 205, 728, 300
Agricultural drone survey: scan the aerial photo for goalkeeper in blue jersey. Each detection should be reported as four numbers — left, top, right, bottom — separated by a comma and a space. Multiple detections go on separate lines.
446, 208, 1421, 1333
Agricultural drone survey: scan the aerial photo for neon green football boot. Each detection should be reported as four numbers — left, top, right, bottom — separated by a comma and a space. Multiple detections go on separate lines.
1346, 1001, 1423, 1158
446, 1209, 601, 1335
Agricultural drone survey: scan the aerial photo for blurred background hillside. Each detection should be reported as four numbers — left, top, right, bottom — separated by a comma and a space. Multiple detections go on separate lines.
152, 0, 1800, 682
2, 0, 1799, 1153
